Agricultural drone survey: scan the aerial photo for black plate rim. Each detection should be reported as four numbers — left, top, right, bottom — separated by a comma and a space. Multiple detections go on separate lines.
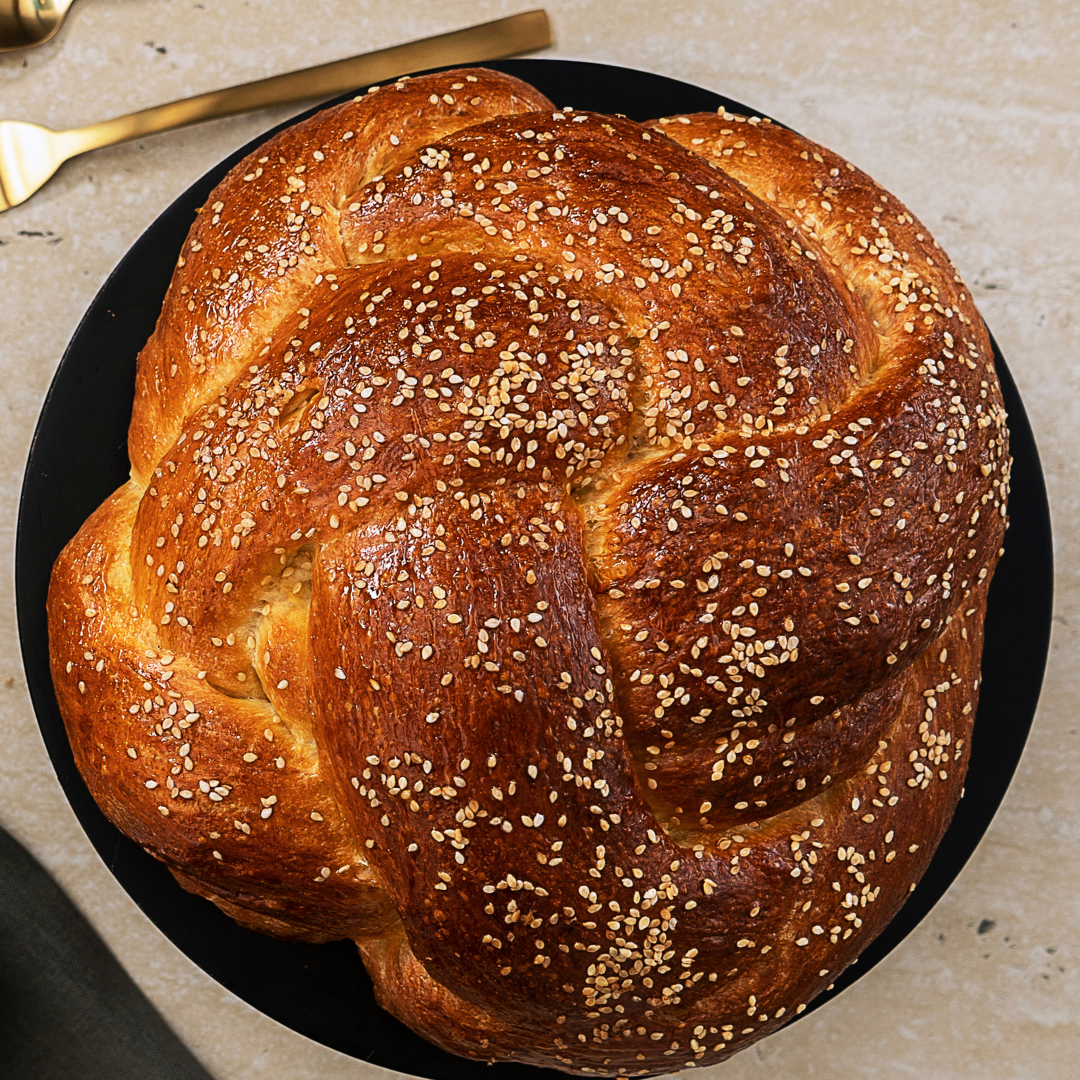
15, 58, 1054, 1078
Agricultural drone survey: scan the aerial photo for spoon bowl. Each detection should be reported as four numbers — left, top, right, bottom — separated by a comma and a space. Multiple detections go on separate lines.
0, 0, 75, 52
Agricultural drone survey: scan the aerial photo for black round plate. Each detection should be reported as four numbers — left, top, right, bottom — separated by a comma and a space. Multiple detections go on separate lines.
16, 60, 1053, 1078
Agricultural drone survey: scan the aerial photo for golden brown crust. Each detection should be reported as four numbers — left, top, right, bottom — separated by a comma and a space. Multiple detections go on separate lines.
127, 69, 554, 485
48, 71, 1009, 1074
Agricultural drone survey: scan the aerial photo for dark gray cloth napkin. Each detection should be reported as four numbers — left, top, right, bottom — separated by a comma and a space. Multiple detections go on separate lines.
0, 825, 215, 1080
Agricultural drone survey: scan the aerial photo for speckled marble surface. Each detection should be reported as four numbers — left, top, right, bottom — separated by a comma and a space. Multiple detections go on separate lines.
1, 2, 1076, 1078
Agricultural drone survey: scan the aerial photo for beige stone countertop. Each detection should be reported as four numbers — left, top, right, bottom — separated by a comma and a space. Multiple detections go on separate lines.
1, 2, 1076, 1078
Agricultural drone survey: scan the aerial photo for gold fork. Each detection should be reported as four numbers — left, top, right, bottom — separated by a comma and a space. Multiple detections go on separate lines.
0, 9, 551, 211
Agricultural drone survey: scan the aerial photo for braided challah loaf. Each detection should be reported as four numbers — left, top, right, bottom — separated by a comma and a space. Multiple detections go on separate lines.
49, 68, 1009, 1074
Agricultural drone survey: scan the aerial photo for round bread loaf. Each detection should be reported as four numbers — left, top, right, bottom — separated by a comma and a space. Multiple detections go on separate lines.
48, 67, 1009, 1074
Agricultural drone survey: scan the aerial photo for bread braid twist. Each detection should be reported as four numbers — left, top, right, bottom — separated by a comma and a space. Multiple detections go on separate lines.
49, 68, 1009, 1074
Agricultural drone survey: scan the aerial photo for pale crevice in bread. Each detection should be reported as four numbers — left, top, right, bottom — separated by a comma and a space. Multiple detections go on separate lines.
49, 68, 1008, 1074
49, 484, 396, 940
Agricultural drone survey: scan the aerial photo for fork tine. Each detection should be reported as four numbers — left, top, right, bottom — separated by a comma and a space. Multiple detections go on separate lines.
0, 121, 15, 210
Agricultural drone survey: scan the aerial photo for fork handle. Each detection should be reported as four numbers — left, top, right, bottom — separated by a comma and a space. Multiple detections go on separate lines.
56, 11, 550, 157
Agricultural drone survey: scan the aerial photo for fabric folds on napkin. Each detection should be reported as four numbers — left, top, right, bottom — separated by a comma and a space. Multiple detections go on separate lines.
0, 825, 214, 1080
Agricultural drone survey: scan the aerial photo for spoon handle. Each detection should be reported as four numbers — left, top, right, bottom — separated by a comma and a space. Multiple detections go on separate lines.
56, 11, 551, 157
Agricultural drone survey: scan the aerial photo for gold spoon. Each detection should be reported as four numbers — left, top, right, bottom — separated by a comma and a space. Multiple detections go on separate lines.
0, 9, 551, 210
0, 0, 76, 51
